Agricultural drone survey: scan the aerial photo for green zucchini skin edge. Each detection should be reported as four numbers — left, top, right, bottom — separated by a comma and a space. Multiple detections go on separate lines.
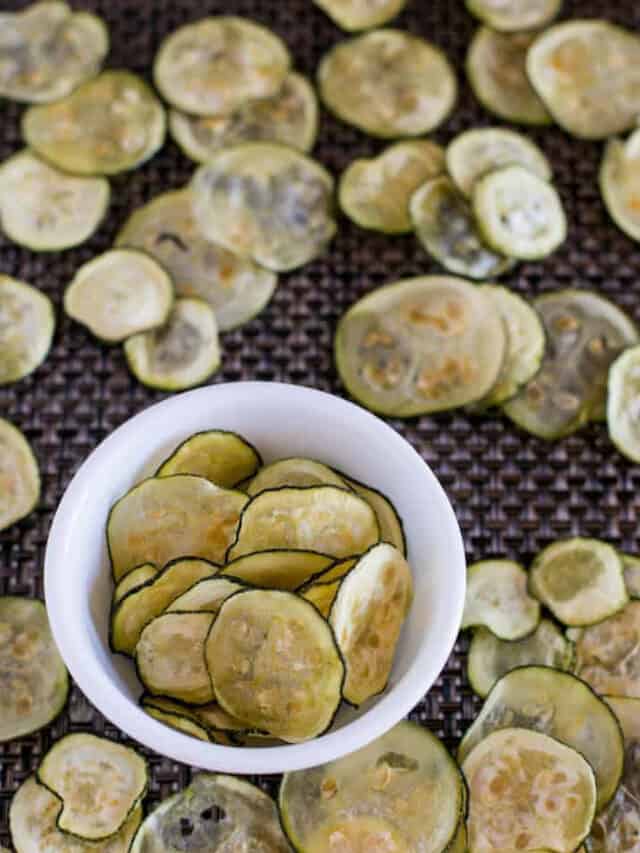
155, 429, 263, 485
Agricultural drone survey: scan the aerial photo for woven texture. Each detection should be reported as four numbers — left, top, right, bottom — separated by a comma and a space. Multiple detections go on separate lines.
2, 0, 640, 839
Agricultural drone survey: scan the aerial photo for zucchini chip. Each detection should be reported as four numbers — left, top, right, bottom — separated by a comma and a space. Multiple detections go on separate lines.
191, 143, 336, 272
465, 0, 561, 32
113, 563, 158, 606
141, 694, 249, 741
601, 130, 640, 244
318, 29, 457, 138
157, 430, 261, 487
312, 0, 406, 31
166, 577, 246, 614
301, 579, 342, 618
339, 140, 445, 234
222, 550, 333, 590
0, 597, 68, 742
64, 249, 173, 344
529, 538, 628, 627
205, 589, 344, 741
129, 774, 291, 853
246, 458, 348, 495
458, 666, 624, 810
462, 559, 541, 640
143, 705, 211, 742
622, 554, 640, 599
280, 720, 465, 853
170, 72, 318, 161
343, 477, 406, 555
0, 419, 40, 532
153, 17, 291, 116
0, 275, 55, 385
303, 556, 358, 586
37, 734, 148, 841
607, 345, 640, 463
463, 728, 596, 853
572, 601, 640, 699
228, 486, 379, 561
0, 150, 109, 251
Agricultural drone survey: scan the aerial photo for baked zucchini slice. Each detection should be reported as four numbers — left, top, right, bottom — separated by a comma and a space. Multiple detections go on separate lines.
191, 143, 336, 272
222, 550, 333, 590
141, 694, 249, 741
205, 589, 344, 741
462, 559, 540, 640
166, 577, 246, 614
527, 21, 640, 140
116, 189, 277, 333
228, 486, 379, 561
466, 28, 552, 127
343, 477, 406, 555
113, 563, 158, 606
529, 538, 628, 627
317, 29, 457, 138
0, 150, 109, 251
463, 727, 596, 853
601, 131, 640, 244
143, 704, 211, 742
303, 556, 358, 586
330, 543, 413, 705
129, 774, 291, 853
410, 176, 514, 280
246, 458, 348, 495
0, 597, 68, 742
465, 0, 561, 32
0, 419, 40, 532
312, 0, 406, 31
64, 249, 173, 344
335, 275, 507, 417
458, 665, 624, 810
301, 579, 342, 618
37, 734, 148, 841
108, 475, 246, 580
153, 17, 290, 116
622, 554, 640, 599
339, 140, 445, 234
157, 430, 261, 488
572, 601, 640, 699
0, 275, 55, 385
280, 720, 465, 853
503, 290, 638, 439
169, 72, 318, 161
607, 345, 640, 463
467, 620, 574, 698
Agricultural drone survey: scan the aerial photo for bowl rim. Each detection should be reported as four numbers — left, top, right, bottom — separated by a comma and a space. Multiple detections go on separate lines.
45, 381, 465, 774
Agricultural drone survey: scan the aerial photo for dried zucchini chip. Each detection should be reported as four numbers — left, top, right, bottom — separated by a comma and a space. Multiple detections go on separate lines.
0, 150, 109, 251
301, 579, 342, 618
466, 0, 561, 32
191, 143, 336, 272
141, 695, 247, 742
466, 28, 552, 126
157, 430, 261, 487
458, 665, 624, 810
318, 29, 457, 138
0, 275, 55, 385
462, 559, 541, 640
280, 720, 465, 853
167, 577, 246, 614
339, 140, 445, 234
343, 477, 406, 555
170, 72, 318, 162
228, 485, 379, 561
572, 601, 640, 698
530, 538, 628, 627
622, 554, 640, 599
503, 290, 638, 439
37, 735, 147, 841
601, 131, 640, 244
312, 0, 406, 31
607, 345, 640, 463
222, 550, 333, 590
304, 557, 358, 586
113, 563, 158, 607
205, 589, 344, 741
143, 704, 211, 742
246, 457, 348, 495
153, 17, 290, 116
335, 275, 507, 416
527, 21, 640, 140
0, 419, 40, 532
463, 728, 596, 853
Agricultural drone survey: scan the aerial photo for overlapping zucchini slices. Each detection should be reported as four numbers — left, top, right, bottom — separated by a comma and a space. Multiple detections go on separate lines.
0, 275, 55, 385
0, 419, 40, 532
572, 601, 640, 699
312, 0, 406, 31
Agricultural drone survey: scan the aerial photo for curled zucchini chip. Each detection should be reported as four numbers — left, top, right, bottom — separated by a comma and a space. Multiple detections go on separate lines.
607, 345, 640, 463
157, 430, 261, 488
64, 249, 173, 344
301, 579, 342, 618
116, 189, 276, 333
318, 29, 457, 138
503, 290, 638, 440
247, 457, 347, 495
124, 297, 221, 391
0, 150, 109, 251
527, 21, 640, 140
466, 28, 552, 127
458, 665, 624, 810
228, 486, 379, 561
465, 0, 561, 32
0, 3, 108, 104
113, 563, 158, 607
142, 694, 249, 741
0, 275, 55, 386
622, 554, 640, 599
206, 589, 344, 741
167, 577, 246, 614
330, 543, 412, 705
0, 597, 68, 742
410, 176, 514, 280
223, 550, 333, 590
529, 538, 628, 627
170, 72, 318, 162
467, 620, 574, 698
312, 0, 406, 31
335, 275, 507, 417
305, 556, 358, 586
10, 776, 142, 853
129, 774, 291, 853
463, 727, 596, 853
280, 720, 465, 853
572, 601, 640, 699
343, 477, 406, 555
462, 559, 541, 640
339, 140, 445, 234
0, 419, 40, 532
191, 143, 336, 272
144, 705, 211, 742
601, 131, 640, 244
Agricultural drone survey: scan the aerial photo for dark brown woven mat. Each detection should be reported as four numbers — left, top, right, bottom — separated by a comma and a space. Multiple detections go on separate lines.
2, 0, 640, 840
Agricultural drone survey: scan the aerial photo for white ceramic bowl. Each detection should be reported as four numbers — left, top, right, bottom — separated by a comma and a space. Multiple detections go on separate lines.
45, 382, 465, 774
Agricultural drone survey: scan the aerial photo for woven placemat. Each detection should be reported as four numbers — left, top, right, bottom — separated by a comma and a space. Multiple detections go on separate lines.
2, 0, 640, 840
